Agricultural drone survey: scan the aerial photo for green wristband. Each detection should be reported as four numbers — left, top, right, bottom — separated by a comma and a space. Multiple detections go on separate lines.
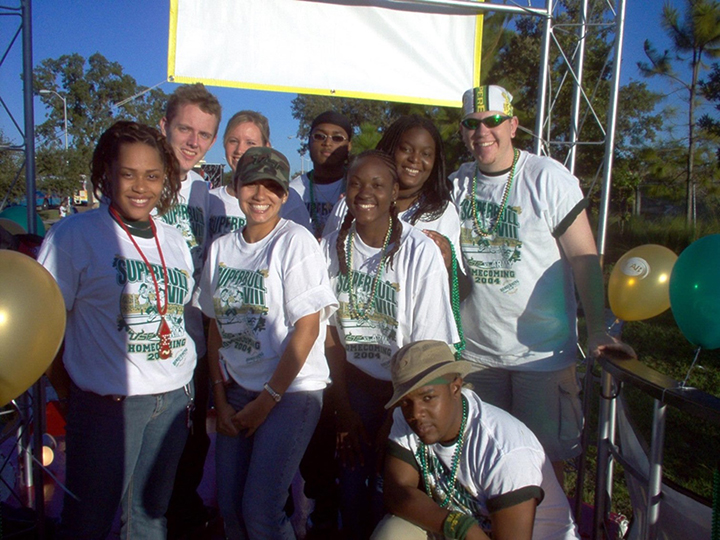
442, 511, 477, 540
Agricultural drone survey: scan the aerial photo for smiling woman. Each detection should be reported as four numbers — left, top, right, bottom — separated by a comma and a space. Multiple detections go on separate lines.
323, 116, 464, 278
374, 115, 464, 274
37, 121, 197, 539
108, 142, 165, 221
208, 111, 312, 243
344, 152, 399, 244
320, 150, 459, 539
198, 146, 338, 539
223, 111, 271, 174
375, 116, 446, 220
237, 178, 288, 241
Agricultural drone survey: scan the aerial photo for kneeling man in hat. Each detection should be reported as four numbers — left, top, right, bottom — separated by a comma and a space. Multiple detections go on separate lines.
373, 340, 580, 540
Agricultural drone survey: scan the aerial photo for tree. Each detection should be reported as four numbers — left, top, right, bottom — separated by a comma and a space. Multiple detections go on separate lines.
33, 53, 168, 194
0, 129, 25, 206
699, 62, 720, 163
614, 82, 664, 156
638, 0, 720, 226
490, 2, 661, 162
34, 146, 87, 200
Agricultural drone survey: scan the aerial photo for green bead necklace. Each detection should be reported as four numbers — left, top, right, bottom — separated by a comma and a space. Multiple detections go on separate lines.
344, 217, 393, 320
470, 148, 520, 237
447, 237, 466, 359
418, 395, 468, 508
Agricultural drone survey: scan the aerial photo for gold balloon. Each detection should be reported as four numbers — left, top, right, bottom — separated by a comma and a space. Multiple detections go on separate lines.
608, 244, 677, 321
0, 251, 66, 406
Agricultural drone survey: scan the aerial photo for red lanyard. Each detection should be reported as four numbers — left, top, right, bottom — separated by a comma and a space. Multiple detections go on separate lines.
109, 206, 173, 359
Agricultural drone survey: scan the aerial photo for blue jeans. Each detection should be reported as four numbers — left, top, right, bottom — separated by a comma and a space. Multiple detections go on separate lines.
58, 383, 191, 540
339, 364, 394, 540
216, 382, 322, 540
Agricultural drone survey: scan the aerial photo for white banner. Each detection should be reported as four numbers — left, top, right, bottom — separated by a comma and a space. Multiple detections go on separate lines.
168, 0, 484, 107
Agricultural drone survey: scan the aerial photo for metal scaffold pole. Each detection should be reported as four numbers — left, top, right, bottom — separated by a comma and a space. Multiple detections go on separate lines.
596, 0, 626, 260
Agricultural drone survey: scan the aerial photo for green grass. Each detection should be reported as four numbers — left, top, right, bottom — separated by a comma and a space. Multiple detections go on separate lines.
622, 312, 720, 392
603, 215, 720, 261
38, 209, 57, 222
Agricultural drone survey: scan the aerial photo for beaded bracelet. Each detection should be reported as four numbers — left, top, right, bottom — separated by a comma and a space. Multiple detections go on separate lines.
442, 511, 477, 540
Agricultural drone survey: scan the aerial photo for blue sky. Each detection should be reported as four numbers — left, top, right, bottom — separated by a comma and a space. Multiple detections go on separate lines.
0, 0, 683, 175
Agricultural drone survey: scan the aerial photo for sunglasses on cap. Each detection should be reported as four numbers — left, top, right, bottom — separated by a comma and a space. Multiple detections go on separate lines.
311, 132, 348, 143
461, 115, 512, 130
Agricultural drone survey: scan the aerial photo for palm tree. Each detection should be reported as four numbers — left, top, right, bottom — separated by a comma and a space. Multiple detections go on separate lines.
638, 0, 720, 228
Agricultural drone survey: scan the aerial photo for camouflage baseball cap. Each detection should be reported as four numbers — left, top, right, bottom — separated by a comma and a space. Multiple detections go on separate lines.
234, 147, 290, 193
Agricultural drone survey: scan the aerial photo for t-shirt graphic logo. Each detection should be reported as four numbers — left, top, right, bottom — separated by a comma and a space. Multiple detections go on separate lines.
112, 256, 190, 361
214, 264, 269, 363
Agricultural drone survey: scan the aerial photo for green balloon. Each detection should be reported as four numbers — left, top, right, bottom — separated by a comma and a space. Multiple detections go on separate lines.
669, 234, 720, 350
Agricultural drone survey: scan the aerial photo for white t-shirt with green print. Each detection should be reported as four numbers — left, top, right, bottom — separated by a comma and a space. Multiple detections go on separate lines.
156, 169, 210, 357
450, 150, 585, 371
321, 221, 459, 381
38, 206, 197, 396
198, 218, 337, 393
208, 185, 247, 243
290, 172, 345, 238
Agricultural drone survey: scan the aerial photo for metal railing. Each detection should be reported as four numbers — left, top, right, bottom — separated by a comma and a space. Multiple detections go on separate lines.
593, 354, 720, 539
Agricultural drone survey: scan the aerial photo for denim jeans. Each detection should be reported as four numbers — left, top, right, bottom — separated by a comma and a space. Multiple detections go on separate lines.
58, 383, 191, 540
216, 381, 322, 540
339, 364, 394, 540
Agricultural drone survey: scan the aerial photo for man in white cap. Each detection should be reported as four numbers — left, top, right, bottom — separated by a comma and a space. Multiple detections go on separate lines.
450, 85, 635, 484
373, 340, 580, 540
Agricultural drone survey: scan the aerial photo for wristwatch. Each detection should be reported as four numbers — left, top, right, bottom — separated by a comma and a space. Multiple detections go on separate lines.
263, 382, 282, 403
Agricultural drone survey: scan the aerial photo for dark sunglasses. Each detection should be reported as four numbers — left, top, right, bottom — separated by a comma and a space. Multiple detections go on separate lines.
461, 115, 512, 130
311, 132, 348, 143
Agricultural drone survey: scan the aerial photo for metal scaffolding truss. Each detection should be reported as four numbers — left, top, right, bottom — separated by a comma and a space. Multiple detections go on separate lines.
0, 0, 38, 228
0, 0, 48, 536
